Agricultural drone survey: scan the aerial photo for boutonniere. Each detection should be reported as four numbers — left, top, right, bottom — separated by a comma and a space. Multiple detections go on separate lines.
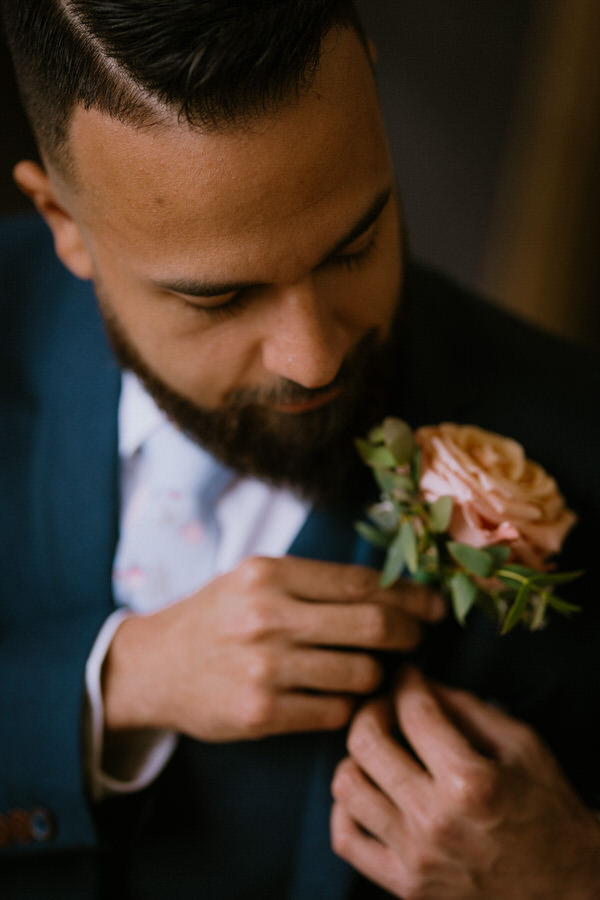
356, 419, 582, 633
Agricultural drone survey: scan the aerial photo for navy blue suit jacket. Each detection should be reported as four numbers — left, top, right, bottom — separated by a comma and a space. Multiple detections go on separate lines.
1, 216, 599, 898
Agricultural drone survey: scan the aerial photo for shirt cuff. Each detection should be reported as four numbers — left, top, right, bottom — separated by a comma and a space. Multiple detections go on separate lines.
84, 609, 177, 802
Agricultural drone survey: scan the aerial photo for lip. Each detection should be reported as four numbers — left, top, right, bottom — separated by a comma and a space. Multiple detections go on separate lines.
267, 387, 342, 414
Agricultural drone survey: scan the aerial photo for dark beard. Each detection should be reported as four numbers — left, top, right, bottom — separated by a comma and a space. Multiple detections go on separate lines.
98, 292, 406, 506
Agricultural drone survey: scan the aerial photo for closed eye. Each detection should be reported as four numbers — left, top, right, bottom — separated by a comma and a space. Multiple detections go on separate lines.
173, 214, 382, 320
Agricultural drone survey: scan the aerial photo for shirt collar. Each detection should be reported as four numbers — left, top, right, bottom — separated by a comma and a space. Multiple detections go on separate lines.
118, 371, 169, 458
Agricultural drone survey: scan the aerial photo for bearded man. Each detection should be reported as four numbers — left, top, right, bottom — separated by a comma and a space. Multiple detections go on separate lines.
1, 2, 599, 898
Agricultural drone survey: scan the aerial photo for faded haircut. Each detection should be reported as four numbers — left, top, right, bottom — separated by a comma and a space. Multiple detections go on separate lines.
1, 0, 365, 174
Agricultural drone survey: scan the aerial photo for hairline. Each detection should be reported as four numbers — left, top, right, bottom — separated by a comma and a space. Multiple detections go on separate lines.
46, 18, 369, 185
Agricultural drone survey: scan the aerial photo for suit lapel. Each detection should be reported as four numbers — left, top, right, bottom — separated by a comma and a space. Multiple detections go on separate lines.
286, 502, 383, 900
35, 273, 120, 617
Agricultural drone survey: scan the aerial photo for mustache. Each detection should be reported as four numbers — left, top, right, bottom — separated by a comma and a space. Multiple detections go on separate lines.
224, 327, 381, 408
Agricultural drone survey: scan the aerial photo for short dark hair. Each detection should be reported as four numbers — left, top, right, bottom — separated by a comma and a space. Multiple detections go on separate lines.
1, 0, 365, 172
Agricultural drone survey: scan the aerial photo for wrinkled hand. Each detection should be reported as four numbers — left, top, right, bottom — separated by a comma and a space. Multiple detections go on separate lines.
102, 557, 444, 742
331, 666, 600, 899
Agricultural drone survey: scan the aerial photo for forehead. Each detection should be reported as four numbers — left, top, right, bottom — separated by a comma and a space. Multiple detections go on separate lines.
66, 27, 390, 275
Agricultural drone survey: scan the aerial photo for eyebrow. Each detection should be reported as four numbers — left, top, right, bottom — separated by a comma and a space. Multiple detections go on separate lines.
153, 186, 393, 299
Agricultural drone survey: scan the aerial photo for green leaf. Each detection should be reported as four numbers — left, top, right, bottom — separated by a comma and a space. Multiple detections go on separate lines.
534, 570, 584, 587
400, 520, 418, 574
447, 542, 494, 578
355, 521, 393, 549
411, 448, 422, 484
545, 594, 582, 615
375, 470, 414, 499
484, 545, 511, 569
530, 594, 548, 630
367, 500, 399, 532
380, 531, 406, 588
381, 418, 415, 465
355, 438, 397, 469
501, 582, 531, 634
429, 496, 453, 533
499, 563, 539, 579
374, 468, 400, 495
368, 425, 385, 443
449, 572, 478, 625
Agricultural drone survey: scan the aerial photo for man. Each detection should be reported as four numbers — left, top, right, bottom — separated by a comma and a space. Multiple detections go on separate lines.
1, 1, 599, 897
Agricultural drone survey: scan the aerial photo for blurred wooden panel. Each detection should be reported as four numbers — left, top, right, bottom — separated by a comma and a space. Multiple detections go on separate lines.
484, 0, 600, 348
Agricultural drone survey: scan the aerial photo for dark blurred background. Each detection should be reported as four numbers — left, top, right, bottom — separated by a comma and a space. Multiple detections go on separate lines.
1, 0, 599, 348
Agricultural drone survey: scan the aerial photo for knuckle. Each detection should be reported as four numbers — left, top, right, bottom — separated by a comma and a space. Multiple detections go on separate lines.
398, 619, 422, 651
450, 762, 500, 814
331, 757, 358, 799
236, 555, 277, 590
330, 806, 352, 858
326, 697, 354, 730
245, 647, 277, 686
377, 806, 400, 845
343, 565, 377, 597
236, 689, 275, 733
353, 655, 383, 693
358, 605, 388, 645
511, 720, 544, 760
239, 595, 276, 641
347, 713, 378, 758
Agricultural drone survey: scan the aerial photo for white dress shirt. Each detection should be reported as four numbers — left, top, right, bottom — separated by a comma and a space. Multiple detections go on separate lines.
85, 373, 311, 800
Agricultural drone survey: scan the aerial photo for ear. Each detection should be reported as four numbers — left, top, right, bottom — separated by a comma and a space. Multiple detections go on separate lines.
13, 160, 94, 281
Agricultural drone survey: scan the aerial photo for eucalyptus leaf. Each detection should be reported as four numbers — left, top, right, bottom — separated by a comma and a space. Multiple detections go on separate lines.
400, 520, 418, 574
501, 581, 531, 635
355, 521, 393, 549
484, 545, 511, 569
449, 572, 478, 625
429, 496, 453, 533
499, 563, 539, 579
375, 468, 400, 495
355, 439, 397, 469
367, 500, 399, 532
380, 532, 406, 588
545, 594, 582, 615
368, 425, 385, 443
411, 448, 422, 484
534, 570, 584, 587
530, 594, 549, 630
381, 418, 415, 465
393, 474, 416, 493
447, 542, 494, 578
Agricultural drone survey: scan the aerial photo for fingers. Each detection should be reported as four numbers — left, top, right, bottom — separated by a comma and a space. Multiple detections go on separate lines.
393, 667, 481, 776
290, 599, 423, 650
330, 803, 404, 898
346, 696, 427, 806
431, 681, 559, 777
332, 757, 404, 845
257, 692, 356, 736
239, 555, 445, 622
275, 648, 384, 694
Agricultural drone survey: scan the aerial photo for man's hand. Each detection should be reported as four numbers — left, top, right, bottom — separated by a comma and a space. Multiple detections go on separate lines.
331, 666, 600, 899
101, 557, 445, 742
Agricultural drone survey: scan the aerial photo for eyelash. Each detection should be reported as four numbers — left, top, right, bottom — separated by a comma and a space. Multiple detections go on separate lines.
182, 231, 379, 321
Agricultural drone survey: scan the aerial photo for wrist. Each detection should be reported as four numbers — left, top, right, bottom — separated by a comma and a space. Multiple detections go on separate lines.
101, 613, 164, 733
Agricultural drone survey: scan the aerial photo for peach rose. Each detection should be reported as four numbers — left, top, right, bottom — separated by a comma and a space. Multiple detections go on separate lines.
415, 423, 577, 569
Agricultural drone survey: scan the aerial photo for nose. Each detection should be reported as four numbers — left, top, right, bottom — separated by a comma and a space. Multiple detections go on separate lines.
261, 277, 353, 389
